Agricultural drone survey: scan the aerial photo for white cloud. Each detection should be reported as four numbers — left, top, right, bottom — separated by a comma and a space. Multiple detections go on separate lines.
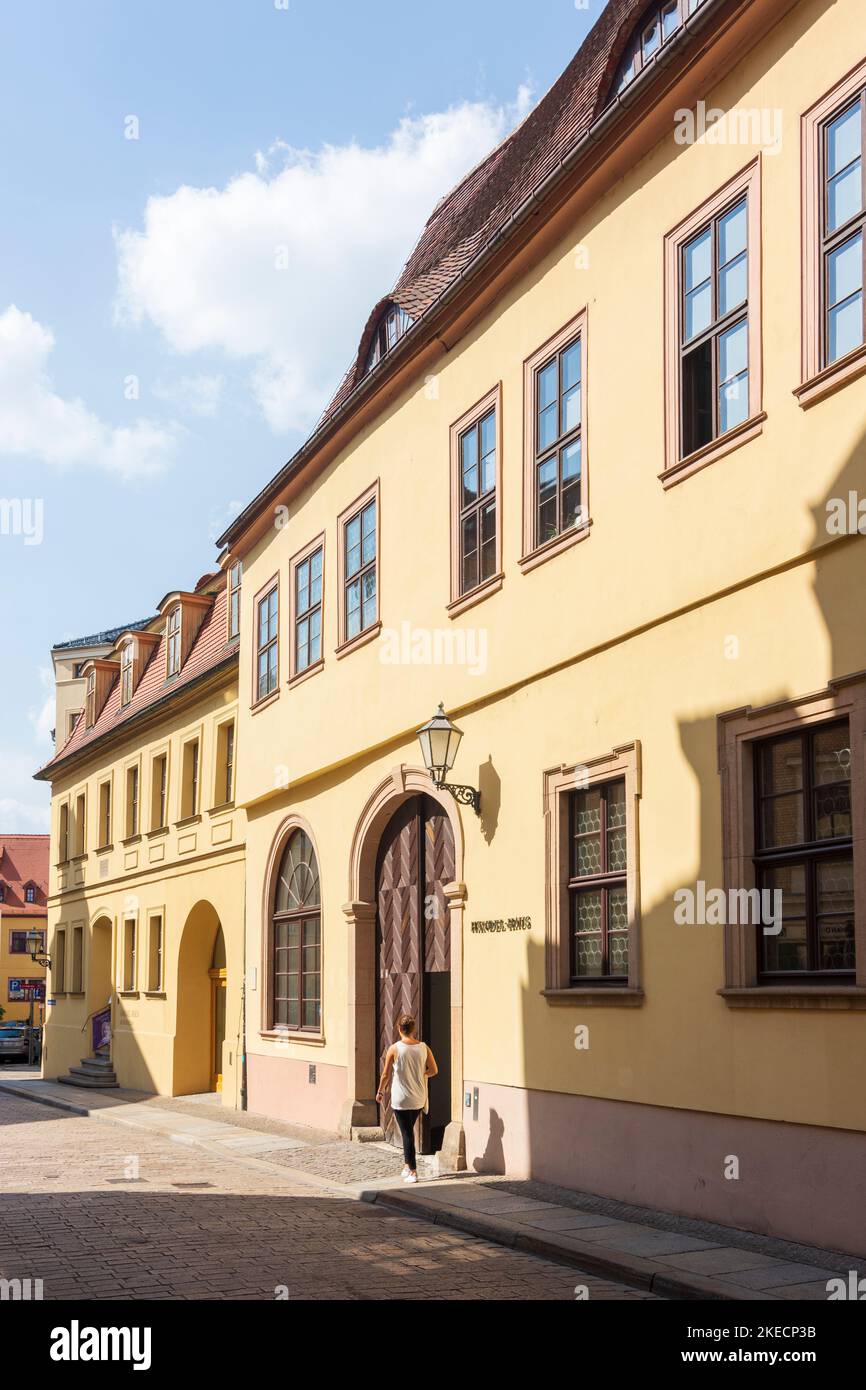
114, 92, 533, 433
0, 305, 179, 479
153, 372, 225, 417
28, 667, 55, 747
0, 747, 51, 834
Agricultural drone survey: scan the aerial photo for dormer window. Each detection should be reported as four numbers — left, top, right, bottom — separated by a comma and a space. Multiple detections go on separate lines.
120, 642, 134, 706
611, 0, 706, 101
228, 561, 242, 641
0, 885, 4, 903
166, 607, 181, 678
365, 305, 414, 373
25, 885, 35, 904
85, 670, 96, 728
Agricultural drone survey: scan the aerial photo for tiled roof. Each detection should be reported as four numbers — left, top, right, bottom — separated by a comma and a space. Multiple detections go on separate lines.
318, 0, 641, 423
37, 586, 238, 780
53, 618, 155, 653
0, 836, 49, 917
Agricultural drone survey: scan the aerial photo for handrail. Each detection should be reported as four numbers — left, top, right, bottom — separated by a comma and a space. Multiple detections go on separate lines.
80, 1001, 111, 1034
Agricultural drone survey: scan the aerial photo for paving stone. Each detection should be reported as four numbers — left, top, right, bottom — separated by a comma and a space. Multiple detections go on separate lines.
0, 1089, 653, 1302
723, 1262, 838, 1290
653, 1247, 785, 1275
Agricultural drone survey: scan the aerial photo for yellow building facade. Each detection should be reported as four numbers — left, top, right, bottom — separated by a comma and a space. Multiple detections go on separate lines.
214, 0, 866, 1251
36, 574, 245, 1103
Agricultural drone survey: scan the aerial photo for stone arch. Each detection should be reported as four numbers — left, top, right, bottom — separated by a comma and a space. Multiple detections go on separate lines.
341, 765, 467, 1170
175, 899, 222, 1095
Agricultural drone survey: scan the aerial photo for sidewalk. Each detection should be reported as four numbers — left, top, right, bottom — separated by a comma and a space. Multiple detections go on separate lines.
1, 1071, 861, 1301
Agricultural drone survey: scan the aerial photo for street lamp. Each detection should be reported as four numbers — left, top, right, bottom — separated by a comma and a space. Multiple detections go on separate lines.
417, 703, 481, 815
26, 929, 50, 970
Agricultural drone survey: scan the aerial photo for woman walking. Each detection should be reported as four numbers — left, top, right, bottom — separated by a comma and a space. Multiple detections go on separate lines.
376, 1013, 438, 1183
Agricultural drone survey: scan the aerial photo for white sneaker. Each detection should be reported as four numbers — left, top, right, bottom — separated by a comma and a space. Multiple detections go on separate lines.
400, 1166, 410, 1177
403, 1173, 418, 1184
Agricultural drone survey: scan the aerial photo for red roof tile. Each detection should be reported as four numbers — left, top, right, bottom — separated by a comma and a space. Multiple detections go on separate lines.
37, 585, 238, 780
0, 836, 49, 917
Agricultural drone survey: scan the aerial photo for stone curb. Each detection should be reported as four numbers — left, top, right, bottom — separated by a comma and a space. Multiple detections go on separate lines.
363, 1187, 779, 1302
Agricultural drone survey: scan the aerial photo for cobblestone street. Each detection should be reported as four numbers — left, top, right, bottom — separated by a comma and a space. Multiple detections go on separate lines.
0, 1091, 654, 1301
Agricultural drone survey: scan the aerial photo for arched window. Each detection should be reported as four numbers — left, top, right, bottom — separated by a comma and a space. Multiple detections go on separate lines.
610, 0, 706, 102
365, 305, 414, 373
272, 829, 321, 1031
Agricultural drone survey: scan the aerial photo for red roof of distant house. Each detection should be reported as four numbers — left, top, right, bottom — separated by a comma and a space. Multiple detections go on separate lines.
0, 836, 49, 917
36, 584, 238, 780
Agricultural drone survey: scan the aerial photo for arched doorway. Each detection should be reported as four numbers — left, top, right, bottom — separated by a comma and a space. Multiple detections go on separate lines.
376, 794, 455, 1154
88, 915, 113, 1056
175, 901, 224, 1095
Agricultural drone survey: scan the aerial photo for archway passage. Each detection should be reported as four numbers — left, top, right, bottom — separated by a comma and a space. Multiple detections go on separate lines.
376, 794, 455, 1153
175, 902, 224, 1096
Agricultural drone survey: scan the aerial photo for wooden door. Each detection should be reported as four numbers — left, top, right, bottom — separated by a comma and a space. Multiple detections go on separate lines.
376, 795, 454, 1151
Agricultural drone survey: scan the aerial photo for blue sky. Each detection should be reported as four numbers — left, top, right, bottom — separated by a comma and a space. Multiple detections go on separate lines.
0, 0, 597, 828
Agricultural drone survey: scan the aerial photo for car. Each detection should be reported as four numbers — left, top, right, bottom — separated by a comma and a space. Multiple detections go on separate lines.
0, 1023, 37, 1062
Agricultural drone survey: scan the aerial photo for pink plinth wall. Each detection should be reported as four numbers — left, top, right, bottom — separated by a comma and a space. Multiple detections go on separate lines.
246, 1052, 346, 1133
463, 1079, 866, 1256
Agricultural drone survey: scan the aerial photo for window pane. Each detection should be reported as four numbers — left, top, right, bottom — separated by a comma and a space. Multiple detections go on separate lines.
719, 199, 747, 266
828, 292, 864, 362
761, 863, 807, 971
684, 283, 713, 341
562, 341, 581, 391
827, 233, 864, 362
537, 362, 558, 451
661, 1, 678, 38
718, 320, 749, 432
461, 512, 478, 593
817, 859, 855, 971
480, 501, 497, 581
762, 794, 805, 848
346, 579, 361, 638
814, 783, 851, 840
461, 425, 478, 505
562, 382, 581, 436
480, 412, 496, 495
361, 568, 377, 626
573, 890, 603, 977
574, 832, 601, 877
538, 403, 557, 453
642, 17, 660, 60
829, 232, 863, 307
828, 101, 862, 177
537, 458, 557, 543
346, 517, 362, 577
684, 227, 712, 293
719, 253, 747, 317
761, 737, 803, 795
828, 164, 862, 232
608, 888, 629, 975
813, 724, 851, 785
681, 338, 713, 455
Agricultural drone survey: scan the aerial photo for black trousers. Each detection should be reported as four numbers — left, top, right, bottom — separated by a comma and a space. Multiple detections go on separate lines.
393, 1108, 422, 1169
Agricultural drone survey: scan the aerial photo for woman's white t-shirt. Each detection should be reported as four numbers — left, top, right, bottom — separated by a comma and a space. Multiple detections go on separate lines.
390, 1040, 428, 1111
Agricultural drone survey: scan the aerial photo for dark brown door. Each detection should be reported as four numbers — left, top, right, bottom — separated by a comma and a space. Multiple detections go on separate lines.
376, 795, 454, 1152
